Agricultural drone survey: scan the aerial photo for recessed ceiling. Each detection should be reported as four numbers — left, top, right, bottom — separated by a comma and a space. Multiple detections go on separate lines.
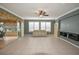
0, 3, 79, 19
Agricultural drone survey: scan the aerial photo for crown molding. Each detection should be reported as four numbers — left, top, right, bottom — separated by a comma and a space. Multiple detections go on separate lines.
0, 5, 23, 19
56, 7, 79, 20
23, 17, 55, 20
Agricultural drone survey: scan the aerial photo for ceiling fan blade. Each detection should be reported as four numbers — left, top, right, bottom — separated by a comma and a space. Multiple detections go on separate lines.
44, 14, 49, 16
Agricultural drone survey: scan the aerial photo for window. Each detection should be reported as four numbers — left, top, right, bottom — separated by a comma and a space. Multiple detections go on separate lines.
41, 22, 51, 32
34, 22, 39, 30
41, 22, 46, 30
29, 22, 39, 32
29, 22, 34, 32
29, 21, 51, 32
46, 22, 51, 32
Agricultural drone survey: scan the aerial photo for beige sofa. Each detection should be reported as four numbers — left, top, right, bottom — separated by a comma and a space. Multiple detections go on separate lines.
32, 30, 47, 37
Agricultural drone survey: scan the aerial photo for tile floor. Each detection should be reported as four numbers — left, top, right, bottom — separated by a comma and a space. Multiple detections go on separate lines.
0, 35, 79, 55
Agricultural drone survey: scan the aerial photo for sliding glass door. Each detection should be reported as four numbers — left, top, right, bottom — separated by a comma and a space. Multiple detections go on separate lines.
29, 21, 51, 32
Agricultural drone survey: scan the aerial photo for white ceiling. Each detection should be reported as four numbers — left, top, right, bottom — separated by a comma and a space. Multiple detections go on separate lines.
0, 3, 79, 19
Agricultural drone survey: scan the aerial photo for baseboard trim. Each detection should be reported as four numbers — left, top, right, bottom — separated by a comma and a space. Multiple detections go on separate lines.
59, 37, 79, 48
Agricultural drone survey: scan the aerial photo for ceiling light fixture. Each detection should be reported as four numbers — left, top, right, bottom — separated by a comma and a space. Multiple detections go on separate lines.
35, 8, 49, 17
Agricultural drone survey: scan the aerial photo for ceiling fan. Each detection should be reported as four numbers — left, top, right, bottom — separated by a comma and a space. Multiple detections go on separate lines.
35, 9, 49, 17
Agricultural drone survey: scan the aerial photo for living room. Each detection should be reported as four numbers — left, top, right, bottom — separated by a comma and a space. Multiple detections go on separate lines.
0, 3, 79, 55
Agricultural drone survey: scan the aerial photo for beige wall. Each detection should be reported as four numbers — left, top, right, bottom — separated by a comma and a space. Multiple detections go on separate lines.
54, 21, 59, 38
